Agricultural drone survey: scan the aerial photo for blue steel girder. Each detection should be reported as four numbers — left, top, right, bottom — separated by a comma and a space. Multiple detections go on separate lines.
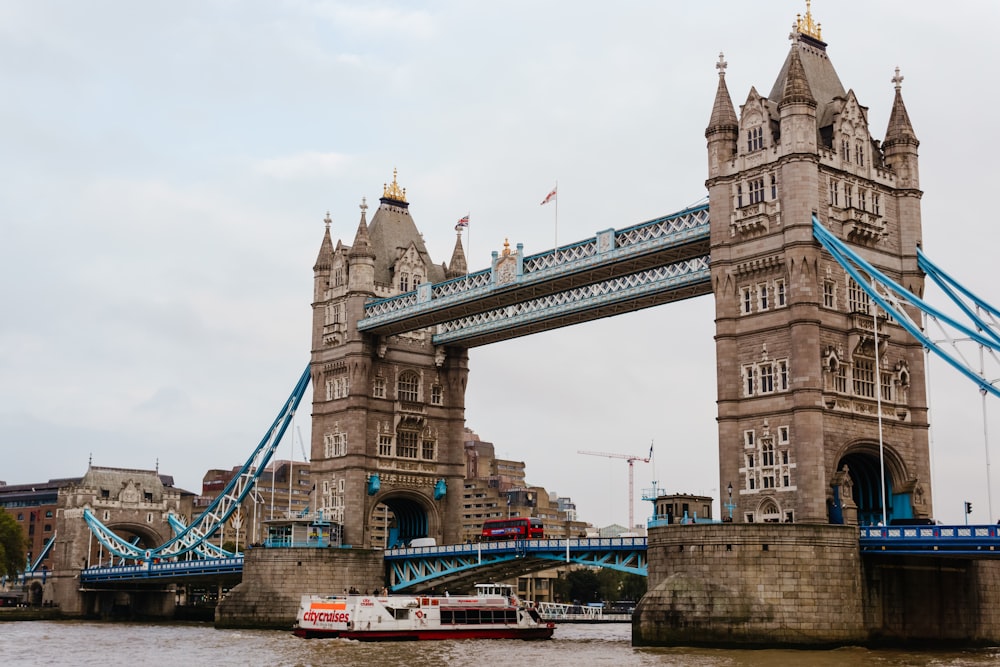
432, 258, 710, 347
358, 204, 710, 341
813, 217, 1000, 399
385, 538, 648, 592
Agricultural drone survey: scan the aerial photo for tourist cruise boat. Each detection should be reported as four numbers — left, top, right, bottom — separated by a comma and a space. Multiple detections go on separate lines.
293, 583, 555, 640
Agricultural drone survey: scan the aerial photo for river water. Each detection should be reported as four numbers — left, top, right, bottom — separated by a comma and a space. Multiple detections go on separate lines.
3, 621, 1000, 666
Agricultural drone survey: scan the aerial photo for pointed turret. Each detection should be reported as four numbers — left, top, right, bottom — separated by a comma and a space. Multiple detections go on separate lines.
347, 198, 376, 294
313, 212, 335, 302
314, 212, 335, 271
779, 45, 816, 110
777, 43, 818, 156
883, 67, 919, 189
446, 231, 468, 279
348, 198, 375, 260
706, 52, 739, 177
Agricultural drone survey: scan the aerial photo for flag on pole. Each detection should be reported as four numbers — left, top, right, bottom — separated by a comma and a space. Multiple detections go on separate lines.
648, 442, 654, 460
540, 186, 557, 206
455, 214, 470, 231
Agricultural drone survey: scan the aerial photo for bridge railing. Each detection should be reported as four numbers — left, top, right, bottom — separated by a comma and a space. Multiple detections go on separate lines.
385, 536, 648, 558
362, 203, 710, 323
80, 556, 244, 582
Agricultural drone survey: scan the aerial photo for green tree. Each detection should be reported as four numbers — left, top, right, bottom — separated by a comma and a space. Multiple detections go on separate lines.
0, 508, 27, 578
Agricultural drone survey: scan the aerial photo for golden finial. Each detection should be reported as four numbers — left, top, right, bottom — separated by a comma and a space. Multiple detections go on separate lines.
382, 167, 408, 203
795, 0, 822, 41
502, 238, 513, 257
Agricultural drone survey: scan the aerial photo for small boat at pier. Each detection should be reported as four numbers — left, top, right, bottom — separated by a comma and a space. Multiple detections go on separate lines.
293, 583, 555, 641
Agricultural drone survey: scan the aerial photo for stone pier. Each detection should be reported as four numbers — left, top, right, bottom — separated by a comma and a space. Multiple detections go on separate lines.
215, 547, 384, 630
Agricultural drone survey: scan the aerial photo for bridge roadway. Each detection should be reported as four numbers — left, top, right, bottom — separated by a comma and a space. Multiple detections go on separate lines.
74, 526, 1000, 590
357, 203, 711, 347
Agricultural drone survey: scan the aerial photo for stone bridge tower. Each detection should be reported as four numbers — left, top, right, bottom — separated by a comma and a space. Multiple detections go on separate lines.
706, 11, 930, 525
310, 171, 470, 548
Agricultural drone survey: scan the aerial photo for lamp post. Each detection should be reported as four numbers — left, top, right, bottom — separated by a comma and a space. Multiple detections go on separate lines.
725, 482, 735, 522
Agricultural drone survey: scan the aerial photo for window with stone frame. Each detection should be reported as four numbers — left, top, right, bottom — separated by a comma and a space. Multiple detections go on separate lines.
400, 272, 409, 292
778, 425, 789, 445
736, 184, 744, 208
741, 286, 753, 315
326, 375, 349, 401
855, 139, 865, 166
853, 357, 876, 398
770, 174, 778, 199
742, 364, 756, 396
431, 384, 443, 405
373, 376, 386, 399
396, 430, 419, 459
421, 438, 436, 461
759, 363, 775, 393
834, 363, 848, 393
334, 267, 344, 287
859, 188, 867, 212
845, 183, 853, 209
880, 365, 893, 401
744, 430, 755, 448
748, 177, 765, 204
397, 371, 420, 402
757, 283, 769, 311
873, 193, 881, 216
742, 359, 790, 396
378, 434, 393, 457
324, 431, 347, 458
774, 278, 786, 307
847, 278, 870, 314
841, 138, 850, 162
823, 279, 837, 309
413, 274, 423, 288
829, 179, 840, 207
747, 126, 763, 152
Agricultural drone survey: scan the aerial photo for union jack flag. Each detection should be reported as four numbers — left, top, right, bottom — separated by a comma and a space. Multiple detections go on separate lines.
540, 186, 557, 206
455, 214, 469, 231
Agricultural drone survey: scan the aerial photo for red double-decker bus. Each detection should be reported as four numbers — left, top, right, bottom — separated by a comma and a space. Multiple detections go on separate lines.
480, 517, 544, 541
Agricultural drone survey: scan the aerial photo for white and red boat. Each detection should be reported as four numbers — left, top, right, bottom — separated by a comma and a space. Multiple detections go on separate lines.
293, 583, 554, 641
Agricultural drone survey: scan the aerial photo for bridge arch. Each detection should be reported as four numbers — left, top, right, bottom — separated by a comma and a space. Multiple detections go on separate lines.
88, 521, 165, 565
372, 490, 439, 549
833, 441, 911, 526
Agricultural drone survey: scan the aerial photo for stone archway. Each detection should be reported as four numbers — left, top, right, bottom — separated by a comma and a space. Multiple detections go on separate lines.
834, 443, 909, 526
371, 491, 439, 549
755, 497, 782, 523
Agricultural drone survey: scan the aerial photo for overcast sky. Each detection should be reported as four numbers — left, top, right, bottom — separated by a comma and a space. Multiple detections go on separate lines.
3, 2, 1000, 528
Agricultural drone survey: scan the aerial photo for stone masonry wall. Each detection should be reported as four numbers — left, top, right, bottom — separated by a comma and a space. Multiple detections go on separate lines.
862, 555, 1000, 646
215, 547, 384, 629
634, 523, 865, 647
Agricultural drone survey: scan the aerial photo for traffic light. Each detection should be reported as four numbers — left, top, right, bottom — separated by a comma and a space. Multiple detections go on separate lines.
965, 501, 973, 515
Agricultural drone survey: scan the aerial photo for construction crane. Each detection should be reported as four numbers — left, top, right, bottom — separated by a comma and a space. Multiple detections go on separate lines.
579, 444, 653, 531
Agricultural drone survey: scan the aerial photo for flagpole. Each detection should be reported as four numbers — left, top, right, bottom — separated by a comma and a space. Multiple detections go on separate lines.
554, 180, 559, 252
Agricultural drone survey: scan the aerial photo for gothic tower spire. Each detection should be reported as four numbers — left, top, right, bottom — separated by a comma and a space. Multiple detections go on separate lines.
706, 52, 739, 177
446, 230, 468, 279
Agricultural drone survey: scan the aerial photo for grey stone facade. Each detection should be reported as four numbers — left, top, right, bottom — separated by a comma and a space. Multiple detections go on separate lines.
707, 18, 930, 526
310, 175, 470, 548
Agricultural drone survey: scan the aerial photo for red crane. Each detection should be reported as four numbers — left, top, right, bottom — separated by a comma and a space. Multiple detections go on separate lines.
579, 444, 653, 531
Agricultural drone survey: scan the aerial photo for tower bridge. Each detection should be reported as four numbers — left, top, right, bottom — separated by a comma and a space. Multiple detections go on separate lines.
30, 4, 1000, 646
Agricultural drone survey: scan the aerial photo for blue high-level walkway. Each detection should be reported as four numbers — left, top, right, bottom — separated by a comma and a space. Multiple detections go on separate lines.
359, 203, 711, 347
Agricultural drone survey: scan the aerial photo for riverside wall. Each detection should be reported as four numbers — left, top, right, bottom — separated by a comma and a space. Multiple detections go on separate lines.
215, 547, 384, 630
